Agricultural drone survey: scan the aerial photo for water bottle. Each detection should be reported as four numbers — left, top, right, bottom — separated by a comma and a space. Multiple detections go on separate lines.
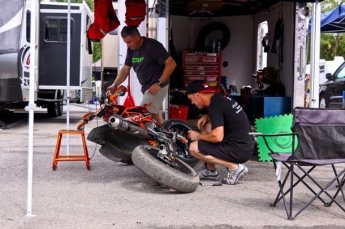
221, 75, 227, 89
217, 39, 221, 53
212, 39, 216, 53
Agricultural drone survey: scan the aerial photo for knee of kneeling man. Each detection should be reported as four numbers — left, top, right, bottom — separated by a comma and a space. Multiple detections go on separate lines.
189, 149, 196, 157
189, 143, 198, 156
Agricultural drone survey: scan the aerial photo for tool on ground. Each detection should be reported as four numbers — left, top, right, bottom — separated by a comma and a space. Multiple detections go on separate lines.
199, 182, 223, 186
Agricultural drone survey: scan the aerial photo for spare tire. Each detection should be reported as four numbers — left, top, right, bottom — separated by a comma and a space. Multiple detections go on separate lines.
197, 22, 230, 52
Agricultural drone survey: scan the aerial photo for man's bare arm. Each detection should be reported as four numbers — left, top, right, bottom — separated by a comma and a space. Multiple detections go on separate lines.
107, 65, 131, 92
158, 56, 176, 83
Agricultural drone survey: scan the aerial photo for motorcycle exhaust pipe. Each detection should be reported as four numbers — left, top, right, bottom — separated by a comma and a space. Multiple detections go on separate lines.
108, 115, 148, 139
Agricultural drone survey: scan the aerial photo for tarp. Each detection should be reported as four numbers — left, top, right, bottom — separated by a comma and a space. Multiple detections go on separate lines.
308, 4, 345, 33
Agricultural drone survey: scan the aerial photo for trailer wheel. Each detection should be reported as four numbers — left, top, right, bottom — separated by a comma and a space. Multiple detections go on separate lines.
57, 91, 63, 116
47, 102, 59, 117
57, 102, 63, 116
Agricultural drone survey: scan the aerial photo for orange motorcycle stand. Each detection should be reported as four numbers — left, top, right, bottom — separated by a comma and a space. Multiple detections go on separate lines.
52, 129, 90, 170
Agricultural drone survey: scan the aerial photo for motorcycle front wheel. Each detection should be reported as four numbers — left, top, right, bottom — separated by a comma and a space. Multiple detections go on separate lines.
132, 145, 200, 193
161, 118, 199, 167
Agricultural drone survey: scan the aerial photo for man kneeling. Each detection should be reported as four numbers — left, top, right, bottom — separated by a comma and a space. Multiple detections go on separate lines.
186, 80, 254, 185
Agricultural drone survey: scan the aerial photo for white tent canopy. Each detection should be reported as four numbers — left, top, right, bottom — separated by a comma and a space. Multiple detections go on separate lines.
26, 0, 322, 215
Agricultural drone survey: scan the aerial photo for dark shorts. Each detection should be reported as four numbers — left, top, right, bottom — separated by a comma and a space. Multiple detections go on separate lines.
198, 140, 252, 164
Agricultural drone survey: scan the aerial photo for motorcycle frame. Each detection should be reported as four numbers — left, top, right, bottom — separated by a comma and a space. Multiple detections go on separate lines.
77, 85, 189, 160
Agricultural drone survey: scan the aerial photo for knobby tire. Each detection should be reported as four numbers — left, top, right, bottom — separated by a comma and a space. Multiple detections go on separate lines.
132, 145, 200, 193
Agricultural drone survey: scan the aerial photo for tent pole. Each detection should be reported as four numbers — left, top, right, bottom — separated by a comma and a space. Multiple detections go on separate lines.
310, 1, 321, 108
157, 0, 169, 119
66, 0, 71, 154
27, 0, 37, 216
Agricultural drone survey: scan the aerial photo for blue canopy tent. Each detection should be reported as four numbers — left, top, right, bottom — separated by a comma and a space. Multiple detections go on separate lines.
308, 3, 345, 33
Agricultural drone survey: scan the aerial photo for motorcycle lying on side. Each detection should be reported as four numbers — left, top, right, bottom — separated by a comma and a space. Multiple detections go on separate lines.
77, 85, 200, 193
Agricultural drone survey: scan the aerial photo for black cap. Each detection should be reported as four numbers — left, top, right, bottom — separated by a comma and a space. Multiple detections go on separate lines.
186, 80, 214, 95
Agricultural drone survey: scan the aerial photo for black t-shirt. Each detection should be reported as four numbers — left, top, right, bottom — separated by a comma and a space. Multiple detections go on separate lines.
208, 94, 254, 153
124, 37, 170, 93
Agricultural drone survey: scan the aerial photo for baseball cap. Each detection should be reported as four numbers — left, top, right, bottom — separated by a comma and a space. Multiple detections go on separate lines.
186, 80, 214, 95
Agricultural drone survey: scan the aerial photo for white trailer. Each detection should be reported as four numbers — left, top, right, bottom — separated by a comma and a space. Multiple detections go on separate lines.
0, 0, 93, 119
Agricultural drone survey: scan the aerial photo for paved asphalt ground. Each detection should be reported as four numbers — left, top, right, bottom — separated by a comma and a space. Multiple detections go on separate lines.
0, 104, 345, 228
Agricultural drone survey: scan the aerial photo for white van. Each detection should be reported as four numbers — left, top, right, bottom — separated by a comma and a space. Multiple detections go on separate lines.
306, 56, 344, 84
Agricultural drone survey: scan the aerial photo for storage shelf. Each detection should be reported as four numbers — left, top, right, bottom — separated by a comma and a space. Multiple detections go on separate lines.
182, 50, 222, 92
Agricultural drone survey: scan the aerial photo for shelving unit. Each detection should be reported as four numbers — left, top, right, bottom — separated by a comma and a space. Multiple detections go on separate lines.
182, 51, 222, 92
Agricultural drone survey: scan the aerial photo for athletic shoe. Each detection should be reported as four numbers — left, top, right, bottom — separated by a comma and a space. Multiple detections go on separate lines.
222, 164, 248, 185
198, 163, 220, 180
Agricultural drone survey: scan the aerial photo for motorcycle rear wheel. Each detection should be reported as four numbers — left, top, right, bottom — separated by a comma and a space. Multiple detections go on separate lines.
132, 145, 200, 193
161, 118, 199, 167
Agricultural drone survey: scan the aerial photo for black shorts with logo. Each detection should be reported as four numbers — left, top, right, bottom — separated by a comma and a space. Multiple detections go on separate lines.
198, 140, 252, 164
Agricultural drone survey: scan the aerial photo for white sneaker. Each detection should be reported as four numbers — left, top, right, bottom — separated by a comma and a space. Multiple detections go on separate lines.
222, 164, 248, 185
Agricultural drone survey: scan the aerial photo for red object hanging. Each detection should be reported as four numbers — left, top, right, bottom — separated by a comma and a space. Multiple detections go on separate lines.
123, 73, 135, 107
87, 0, 120, 42
125, 0, 146, 27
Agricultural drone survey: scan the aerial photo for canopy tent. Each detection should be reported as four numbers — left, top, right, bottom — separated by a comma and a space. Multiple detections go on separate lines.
308, 3, 345, 33
25, 0, 324, 216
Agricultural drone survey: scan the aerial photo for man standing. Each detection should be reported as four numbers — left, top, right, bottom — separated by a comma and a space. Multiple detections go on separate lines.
107, 26, 176, 125
186, 80, 254, 185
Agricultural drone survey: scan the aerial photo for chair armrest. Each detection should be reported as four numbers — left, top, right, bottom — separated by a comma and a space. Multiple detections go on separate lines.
249, 132, 295, 137
249, 132, 297, 155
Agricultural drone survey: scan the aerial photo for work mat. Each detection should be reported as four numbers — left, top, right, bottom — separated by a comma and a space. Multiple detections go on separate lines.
255, 114, 297, 162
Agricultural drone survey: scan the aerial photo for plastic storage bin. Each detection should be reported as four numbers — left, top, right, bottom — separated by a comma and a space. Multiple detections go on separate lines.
169, 105, 189, 121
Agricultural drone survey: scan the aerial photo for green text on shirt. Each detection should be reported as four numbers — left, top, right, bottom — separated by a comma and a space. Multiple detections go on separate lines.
132, 57, 144, 63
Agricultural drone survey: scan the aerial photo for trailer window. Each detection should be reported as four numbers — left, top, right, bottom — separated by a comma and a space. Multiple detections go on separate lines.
26, 11, 31, 42
44, 18, 74, 42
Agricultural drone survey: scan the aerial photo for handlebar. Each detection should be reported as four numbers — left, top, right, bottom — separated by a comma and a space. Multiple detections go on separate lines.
76, 111, 96, 130
108, 85, 127, 103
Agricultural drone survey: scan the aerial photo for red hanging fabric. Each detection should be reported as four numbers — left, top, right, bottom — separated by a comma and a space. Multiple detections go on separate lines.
125, 0, 146, 27
87, 0, 120, 42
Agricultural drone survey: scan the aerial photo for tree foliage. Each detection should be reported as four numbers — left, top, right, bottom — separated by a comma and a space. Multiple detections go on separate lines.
92, 42, 102, 63
321, 0, 339, 12
319, 0, 345, 61
55, 0, 94, 10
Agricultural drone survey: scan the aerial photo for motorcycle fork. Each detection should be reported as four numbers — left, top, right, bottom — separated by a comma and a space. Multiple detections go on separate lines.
167, 143, 178, 161
157, 143, 176, 161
